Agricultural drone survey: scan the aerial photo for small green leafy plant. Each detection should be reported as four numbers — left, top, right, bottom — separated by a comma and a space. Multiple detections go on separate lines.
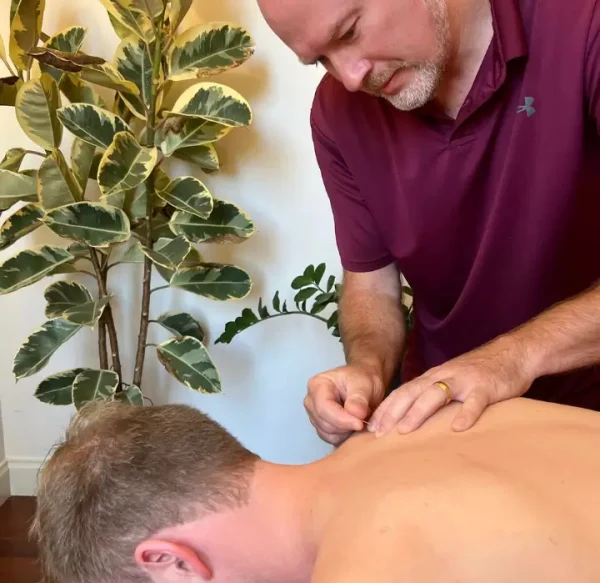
217, 263, 414, 344
0, 0, 257, 407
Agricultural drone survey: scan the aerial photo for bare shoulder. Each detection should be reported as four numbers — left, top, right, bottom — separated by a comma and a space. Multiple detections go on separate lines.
310, 522, 437, 583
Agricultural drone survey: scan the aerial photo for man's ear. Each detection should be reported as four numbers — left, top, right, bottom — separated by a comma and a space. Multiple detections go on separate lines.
135, 539, 212, 581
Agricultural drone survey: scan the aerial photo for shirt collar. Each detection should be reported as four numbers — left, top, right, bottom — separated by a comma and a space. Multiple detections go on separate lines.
491, 0, 528, 62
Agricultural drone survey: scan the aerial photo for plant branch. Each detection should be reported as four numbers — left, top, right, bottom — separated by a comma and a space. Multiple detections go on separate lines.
24, 150, 46, 158
133, 5, 167, 389
89, 248, 123, 387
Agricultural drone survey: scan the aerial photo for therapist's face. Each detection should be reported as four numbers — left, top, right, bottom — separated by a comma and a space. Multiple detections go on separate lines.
256, 0, 452, 110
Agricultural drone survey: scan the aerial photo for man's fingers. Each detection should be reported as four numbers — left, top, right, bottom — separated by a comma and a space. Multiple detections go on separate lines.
452, 391, 489, 431
372, 386, 421, 436
344, 393, 370, 420
396, 383, 450, 434
306, 377, 364, 432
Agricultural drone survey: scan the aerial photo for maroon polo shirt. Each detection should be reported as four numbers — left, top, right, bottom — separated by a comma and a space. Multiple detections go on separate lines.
310, 0, 600, 408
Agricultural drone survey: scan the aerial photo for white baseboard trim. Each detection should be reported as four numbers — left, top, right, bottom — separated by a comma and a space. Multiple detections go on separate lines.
0, 459, 10, 504
8, 457, 45, 496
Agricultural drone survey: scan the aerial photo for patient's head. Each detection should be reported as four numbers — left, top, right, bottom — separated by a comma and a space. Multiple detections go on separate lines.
31, 401, 259, 583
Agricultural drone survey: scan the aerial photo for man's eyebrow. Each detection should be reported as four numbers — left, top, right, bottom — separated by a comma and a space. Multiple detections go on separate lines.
298, 16, 348, 66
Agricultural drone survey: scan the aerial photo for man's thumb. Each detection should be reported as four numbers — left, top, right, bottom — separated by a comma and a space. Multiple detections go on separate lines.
344, 393, 370, 420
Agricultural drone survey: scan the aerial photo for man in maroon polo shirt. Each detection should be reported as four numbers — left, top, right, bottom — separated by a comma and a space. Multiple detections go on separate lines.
257, 0, 600, 445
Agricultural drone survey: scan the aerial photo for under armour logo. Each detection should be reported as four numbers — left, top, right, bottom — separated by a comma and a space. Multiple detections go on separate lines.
517, 96, 536, 117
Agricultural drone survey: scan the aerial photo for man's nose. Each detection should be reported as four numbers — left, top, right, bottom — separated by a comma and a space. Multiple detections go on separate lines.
330, 53, 372, 92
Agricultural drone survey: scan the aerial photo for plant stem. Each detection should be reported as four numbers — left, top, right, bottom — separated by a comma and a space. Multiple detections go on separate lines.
133, 8, 167, 389
24, 150, 46, 159
90, 248, 123, 387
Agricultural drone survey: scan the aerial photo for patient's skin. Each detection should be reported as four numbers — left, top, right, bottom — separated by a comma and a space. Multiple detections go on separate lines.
147, 397, 600, 583
308, 397, 600, 582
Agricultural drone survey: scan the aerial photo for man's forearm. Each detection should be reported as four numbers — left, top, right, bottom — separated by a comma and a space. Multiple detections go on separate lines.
507, 280, 600, 379
339, 282, 406, 388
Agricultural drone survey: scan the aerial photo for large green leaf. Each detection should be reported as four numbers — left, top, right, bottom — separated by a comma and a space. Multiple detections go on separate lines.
169, 264, 252, 300
157, 311, 205, 342
15, 74, 62, 150
9, 0, 45, 71
97, 132, 158, 201
98, 0, 155, 43
159, 117, 230, 156
114, 384, 144, 405
10, 0, 19, 25
38, 149, 82, 210
59, 74, 105, 107
0, 203, 44, 250
71, 138, 96, 191
169, 0, 192, 33
34, 367, 90, 405
0, 148, 27, 172
114, 36, 153, 110
0, 76, 23, 106
38, 26, 86, 83
0, 169, 38, 210
157, 176, 213, 218
156, 336, 221, 393
169, 200, 254, 243
173, 143, 220, 172
72, 369, 119, 409
57, 103, 132, 149
169, 23, 255, 82
44, 280, 92, 317
170, 82, 252, 127
44, 202, 131, 247
141, 235, 190, 269
0, 246, 73, 294
13, 318, 81, 380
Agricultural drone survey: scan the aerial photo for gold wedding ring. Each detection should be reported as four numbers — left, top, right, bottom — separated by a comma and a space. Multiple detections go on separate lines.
433, 381, 453, 404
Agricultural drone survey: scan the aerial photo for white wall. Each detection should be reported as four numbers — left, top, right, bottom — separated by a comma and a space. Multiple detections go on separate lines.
0, 0, 342, 495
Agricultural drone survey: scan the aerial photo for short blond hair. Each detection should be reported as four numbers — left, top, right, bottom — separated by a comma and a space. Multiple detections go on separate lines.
31, 401, 259, 583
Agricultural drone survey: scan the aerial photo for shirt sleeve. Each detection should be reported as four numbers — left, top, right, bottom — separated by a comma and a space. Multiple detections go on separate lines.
310, 109, 394, 273
584, 0, 600, 131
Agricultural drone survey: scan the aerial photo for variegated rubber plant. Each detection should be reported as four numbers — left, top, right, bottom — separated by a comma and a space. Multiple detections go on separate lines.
0, 0, 256, 408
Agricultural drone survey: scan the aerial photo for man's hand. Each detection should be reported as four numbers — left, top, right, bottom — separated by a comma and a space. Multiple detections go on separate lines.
305, 364, 386, 445
369, 336, 535, 436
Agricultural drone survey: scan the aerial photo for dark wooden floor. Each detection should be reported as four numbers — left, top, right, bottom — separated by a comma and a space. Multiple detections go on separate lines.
0, 497, 41, 583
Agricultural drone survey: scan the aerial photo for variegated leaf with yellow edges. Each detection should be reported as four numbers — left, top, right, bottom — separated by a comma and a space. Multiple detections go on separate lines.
71, 139, 96, 192
169, 23, 255, 82
43, 202, 131, 248
114, 37, 156, 113
15, 74, 62, 151
156, 336, 221, 394
141, 235, 191, 270
38, 149, 83, 210
98, 0, 155, 43
157, 176, 213, 218
57, 103, 132, 149
35, 26, 87, 83
59, 74, 105, 107
159, 117, 230, 156
0, 35, 8, 69
0, 169, 38, 210
0, 203, 44, 250
169, 82, 252, 127
114, 385, 144, 405
169, 0, 192, 33
169, 200, 255, 243
13, 318, 82, 380
0, 148, 27, 172
72, 369, 119, 408
0, 245, 74, 295
173, 143, 220, 172
98, 132, 158, 201
128, 0, 164, 17
169, 264, 252, 301
9, 0, 45, 71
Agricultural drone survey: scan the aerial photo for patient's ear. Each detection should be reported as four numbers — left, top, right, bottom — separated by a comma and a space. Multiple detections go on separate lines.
135, 539, 212, 581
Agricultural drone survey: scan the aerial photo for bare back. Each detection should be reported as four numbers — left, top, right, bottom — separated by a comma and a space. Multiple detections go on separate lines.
311, 398, 600, 582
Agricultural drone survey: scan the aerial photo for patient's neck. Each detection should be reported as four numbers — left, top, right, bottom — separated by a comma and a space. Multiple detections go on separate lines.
196, 460, 324, 583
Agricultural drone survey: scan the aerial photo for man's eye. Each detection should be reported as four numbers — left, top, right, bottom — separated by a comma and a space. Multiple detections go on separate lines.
341, 22, 357, 41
